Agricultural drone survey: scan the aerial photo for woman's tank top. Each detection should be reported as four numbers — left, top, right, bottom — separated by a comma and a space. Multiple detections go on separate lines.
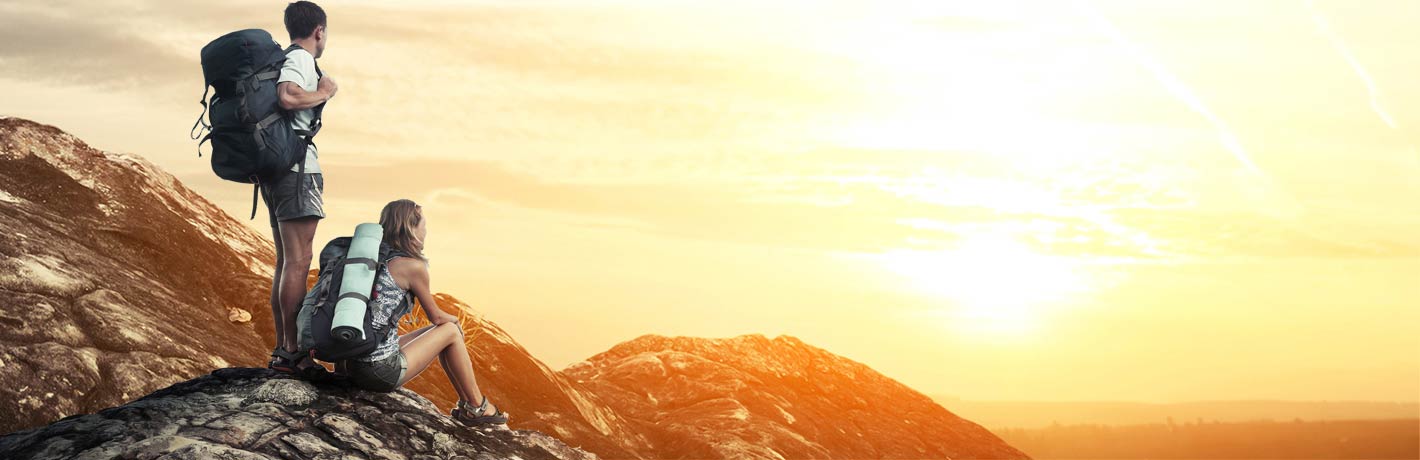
356, 258, 414, 362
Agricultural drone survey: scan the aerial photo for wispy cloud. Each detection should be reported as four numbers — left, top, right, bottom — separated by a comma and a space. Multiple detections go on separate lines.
0, 1, 192, 90
4, 0, 1417, 261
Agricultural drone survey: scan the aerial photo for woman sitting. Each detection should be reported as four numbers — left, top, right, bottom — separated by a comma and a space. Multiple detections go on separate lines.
334, 199, 509, 426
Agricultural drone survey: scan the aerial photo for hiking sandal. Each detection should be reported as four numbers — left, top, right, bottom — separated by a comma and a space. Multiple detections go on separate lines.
451, 395, 509, 426
267, 347, 302, 374
268, 348, 336, 383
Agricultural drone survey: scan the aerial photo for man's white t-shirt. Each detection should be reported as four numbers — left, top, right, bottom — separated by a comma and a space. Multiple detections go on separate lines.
278, 48, 321, 174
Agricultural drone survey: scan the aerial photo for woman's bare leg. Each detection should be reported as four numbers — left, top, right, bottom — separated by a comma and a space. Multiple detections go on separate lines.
398, 325, 471, 402
398, 322, 494, 414
398, 325, 436, 347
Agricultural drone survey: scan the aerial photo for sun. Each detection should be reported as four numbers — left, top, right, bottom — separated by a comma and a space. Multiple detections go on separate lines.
875, 234, 1085, 337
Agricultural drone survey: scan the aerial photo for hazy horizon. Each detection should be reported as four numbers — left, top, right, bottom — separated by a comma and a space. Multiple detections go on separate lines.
930, 397, 1419, 429
2, 0, 1416, 404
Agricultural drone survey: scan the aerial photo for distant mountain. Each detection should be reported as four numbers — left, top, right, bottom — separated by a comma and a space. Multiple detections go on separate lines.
564, 334, 1031, 459
992, 418, 1419, 459
932, 397, 1420, 429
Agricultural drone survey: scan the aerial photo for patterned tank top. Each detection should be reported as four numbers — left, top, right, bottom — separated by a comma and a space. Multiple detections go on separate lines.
357, 257, 414, 362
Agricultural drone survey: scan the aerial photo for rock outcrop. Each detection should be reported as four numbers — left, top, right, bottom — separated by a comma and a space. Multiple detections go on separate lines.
0, 117, 278, 434
563, 334, 1032, 459
0, 367, 596, 460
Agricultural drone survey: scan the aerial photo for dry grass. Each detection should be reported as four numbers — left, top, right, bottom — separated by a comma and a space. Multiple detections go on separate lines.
394, 298, 479, 350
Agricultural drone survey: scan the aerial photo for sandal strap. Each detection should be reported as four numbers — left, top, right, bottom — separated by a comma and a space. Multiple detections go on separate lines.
481, 397, 504, 416
460, 396, 495, 415
271, 347, 302, 361
477, 396, 489, 411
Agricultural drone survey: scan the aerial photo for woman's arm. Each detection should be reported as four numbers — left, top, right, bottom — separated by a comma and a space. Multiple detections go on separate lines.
404, 261, 460, 326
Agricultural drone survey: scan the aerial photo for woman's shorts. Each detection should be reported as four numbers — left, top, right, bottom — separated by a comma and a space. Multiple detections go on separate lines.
344, 351, 406, 392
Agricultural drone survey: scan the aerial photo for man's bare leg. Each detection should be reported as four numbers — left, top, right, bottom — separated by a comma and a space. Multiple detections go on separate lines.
276, 216, 320, 366
269, 225, 286, 353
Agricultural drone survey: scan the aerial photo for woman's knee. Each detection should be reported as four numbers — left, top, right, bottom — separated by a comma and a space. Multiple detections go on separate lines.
435, 322, 464, 342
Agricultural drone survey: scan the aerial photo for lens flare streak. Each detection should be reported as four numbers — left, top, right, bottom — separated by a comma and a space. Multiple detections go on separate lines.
1305, 0, 1399, 130
1072, 0, 1265, 177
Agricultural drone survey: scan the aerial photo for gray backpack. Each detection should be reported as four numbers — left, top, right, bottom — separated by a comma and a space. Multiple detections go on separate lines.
296, 235, 413, 361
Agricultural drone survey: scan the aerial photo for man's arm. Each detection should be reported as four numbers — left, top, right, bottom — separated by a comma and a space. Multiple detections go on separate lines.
278, 76, 337, 111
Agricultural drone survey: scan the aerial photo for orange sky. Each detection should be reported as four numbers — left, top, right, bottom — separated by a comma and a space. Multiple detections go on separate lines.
1, 0, 1417, 403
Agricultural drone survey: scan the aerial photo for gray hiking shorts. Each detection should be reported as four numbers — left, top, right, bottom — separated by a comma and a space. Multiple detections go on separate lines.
260, 172, 324, 227
343, 351, 406, 392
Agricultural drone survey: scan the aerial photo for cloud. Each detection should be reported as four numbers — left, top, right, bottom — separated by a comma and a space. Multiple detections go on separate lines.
9, 0, 1417, 263
1108, 208, 1420, 259
302, 141, 1420, 260
324, 156, 996, 251
0, 2, 193, 90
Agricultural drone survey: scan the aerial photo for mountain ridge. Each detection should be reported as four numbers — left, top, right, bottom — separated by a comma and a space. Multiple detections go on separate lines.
0, 116, 279, 434
0, 116, 1029, 459
563, 332, 1030, 459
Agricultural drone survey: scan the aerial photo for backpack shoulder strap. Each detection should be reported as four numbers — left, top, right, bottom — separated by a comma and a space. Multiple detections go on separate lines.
282, 44, 325, 140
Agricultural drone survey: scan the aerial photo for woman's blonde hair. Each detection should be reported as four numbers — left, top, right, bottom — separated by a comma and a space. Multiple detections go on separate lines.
379, 199, 427, 261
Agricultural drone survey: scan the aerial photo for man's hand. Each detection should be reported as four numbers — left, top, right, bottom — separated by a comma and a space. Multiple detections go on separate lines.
317, 75, 338, 99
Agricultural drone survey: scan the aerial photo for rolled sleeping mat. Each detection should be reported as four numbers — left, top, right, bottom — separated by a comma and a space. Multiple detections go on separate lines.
331, 223, 383, 343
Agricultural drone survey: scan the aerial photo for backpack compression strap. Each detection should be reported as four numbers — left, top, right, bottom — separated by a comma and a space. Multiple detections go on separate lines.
190, 86, 212, 157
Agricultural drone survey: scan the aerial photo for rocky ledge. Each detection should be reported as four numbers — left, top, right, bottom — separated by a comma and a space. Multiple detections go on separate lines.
0, 368, 597, 460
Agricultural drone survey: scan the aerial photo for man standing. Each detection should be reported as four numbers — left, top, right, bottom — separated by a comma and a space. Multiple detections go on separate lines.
266, 0, 338, 376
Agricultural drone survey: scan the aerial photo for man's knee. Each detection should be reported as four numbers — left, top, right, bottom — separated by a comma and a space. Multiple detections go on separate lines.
280, 247, 314, 270
280, 258, 312, 274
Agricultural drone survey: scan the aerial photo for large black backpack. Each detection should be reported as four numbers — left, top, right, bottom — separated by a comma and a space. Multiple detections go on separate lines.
297, 237, 414, 362
190, 29, 325, 219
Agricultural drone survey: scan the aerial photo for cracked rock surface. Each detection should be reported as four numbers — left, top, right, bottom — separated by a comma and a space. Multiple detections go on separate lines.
0, 117, 278, 435
0, 367, 597, 460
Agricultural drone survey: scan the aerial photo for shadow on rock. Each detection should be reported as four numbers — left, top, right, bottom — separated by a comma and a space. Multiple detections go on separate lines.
0, 367, 597, 460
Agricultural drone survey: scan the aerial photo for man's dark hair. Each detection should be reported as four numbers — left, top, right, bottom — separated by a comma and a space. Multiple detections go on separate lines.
284, 1, 327, 40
